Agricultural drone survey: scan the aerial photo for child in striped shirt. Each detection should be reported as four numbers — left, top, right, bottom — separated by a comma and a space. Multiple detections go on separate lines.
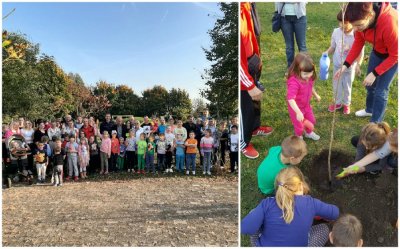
200, 129, 214, 175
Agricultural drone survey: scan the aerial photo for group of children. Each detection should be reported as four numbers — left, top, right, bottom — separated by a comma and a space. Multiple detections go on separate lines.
242, 121, 398, 246
3, 115, 240, 187
241, 8, 398, 246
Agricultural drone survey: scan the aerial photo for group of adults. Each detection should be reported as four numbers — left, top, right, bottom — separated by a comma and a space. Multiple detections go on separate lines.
240, 2, 398, 159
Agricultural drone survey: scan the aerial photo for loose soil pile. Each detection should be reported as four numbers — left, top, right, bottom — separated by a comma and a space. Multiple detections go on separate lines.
308, 149, 398, 246
3, 176, 238, 247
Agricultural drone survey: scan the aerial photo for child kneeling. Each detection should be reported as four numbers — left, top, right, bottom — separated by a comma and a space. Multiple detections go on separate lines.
257, 135, 307, 195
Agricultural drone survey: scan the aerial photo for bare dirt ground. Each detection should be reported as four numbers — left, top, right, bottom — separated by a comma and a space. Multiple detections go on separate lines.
2, 176, 238, 247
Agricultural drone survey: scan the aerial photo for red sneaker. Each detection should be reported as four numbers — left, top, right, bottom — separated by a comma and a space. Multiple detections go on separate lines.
142, 170, 146, 175
328, 104, 343, 112
74, 176, 79, 182
343, 105, 350, 115
241, 143, 260, 159
65, 176, 70, 181
252, 126, 273, 136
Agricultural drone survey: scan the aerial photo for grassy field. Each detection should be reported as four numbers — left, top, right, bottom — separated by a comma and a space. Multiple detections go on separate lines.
240, 2, 398, 246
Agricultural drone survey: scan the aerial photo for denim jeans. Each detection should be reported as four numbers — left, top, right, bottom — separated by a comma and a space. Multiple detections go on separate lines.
146, 154, 155, 173
176, 154, 185, 172
281, 15, 307, 68
203, 152, 212, 173
186, 153, 196, 171
365, 51, 398, 122
157, 153, 165, 171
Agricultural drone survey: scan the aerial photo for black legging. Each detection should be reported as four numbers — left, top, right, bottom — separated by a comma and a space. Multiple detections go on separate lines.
240, 90, 261, 149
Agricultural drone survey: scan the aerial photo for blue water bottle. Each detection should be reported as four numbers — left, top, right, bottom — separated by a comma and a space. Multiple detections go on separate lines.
319, 53, 330, 80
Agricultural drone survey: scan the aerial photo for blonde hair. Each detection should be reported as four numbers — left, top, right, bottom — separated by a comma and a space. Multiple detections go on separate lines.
360, 122, 390, 153
281, 135, 308, 158
275, 167, 310, 224
332, 214, 362, 247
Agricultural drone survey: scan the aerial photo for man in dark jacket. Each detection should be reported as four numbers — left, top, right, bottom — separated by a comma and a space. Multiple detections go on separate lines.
100, 113, 115, 135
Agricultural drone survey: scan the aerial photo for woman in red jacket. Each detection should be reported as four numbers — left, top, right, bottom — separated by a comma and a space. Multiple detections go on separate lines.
334, 2, 398, 123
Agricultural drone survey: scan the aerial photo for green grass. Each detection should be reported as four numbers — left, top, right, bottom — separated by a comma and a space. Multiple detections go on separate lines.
240, 3, 398, 246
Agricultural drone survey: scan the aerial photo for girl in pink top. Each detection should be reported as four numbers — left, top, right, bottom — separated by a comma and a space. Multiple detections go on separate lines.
100, 131, 111, 174
286, 53, 321, 141
78, 138, 90, 179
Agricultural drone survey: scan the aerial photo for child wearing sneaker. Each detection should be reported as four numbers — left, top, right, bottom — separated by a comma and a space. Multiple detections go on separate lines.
323, 10, 364, 115
286, 53, 321, 140
229, 125, 239, 173
110, 130, 120, 172
156, 133, 167, 173
117, 137, 126, 172
66, 136, 79, 181
78, 137, 90, 179
165, 127, 175, 173
146, 135, 156, 174
200, 129, 214, 175
136, 133, 147, 174
52, 145, 65, 186
34, 142, 48, 184
175, 134, 185, 173
125, 130, 136, 173
257, 135, 307, 195
185, 131, 198, 175
100, 131, 111, 175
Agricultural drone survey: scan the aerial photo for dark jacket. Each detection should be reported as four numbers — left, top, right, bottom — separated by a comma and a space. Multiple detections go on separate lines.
100, 121, 115, 135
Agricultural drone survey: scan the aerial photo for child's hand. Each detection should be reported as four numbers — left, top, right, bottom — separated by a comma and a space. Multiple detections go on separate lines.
334, 65, 347, 80
296, 112, 304, 122
355, 64, 362, 77
315, 94, 321, 102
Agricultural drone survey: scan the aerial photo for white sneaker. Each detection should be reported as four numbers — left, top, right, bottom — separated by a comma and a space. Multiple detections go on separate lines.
305, 132, 320, 141
207, 171, 211, 175
203, 171, 206, 175
128, 169, 131, 172
192, 171, 196, 175
355, 109, 372, 117
186, 170, 189, 175
170, 169, 173, 173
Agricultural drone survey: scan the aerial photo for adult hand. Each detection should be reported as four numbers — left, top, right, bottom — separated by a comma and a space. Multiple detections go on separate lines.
248, 87, 263, 101
363, 72, 376, 86
296, 112, 304, 122
334, 65, 347, 80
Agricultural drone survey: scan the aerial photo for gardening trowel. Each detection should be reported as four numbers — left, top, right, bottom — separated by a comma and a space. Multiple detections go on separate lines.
336, 165, 360, 179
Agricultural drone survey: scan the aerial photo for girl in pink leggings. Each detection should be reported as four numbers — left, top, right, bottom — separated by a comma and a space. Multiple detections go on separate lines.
286, 53, 321, 141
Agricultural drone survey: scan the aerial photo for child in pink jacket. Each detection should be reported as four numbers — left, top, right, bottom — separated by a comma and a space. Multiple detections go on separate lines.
287, 53, 321, 141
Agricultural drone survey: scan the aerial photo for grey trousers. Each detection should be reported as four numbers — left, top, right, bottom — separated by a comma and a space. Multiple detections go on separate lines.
68, 154, 79, 177
333, 65, 355, 105
100, 151, 109, 172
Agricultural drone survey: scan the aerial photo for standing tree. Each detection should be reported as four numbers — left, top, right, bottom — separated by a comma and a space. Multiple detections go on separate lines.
201, 2, 238, 120
166, 88, 192, 119
141, 85, 169, 116
192, 98, 207, 118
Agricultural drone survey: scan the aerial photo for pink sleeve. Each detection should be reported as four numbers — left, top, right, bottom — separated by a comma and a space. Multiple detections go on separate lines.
286, 77, 300, 100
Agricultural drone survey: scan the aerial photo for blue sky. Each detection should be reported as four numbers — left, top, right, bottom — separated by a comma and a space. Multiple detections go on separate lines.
2, 2, 222, 99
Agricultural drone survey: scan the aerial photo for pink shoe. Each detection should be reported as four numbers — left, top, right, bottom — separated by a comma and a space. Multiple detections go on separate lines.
343, 105, 350, 115
328, 104, 343, 112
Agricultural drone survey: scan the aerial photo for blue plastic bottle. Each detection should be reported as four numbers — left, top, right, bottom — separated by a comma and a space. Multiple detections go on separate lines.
319, 54, 330, 80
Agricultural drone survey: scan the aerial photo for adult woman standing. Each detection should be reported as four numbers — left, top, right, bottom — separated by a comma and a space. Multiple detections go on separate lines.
334, 2, 398, 122
275, 2, 308, 69
21, 120, 35, 172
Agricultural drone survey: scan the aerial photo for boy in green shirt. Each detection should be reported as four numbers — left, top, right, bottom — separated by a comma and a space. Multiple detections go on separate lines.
146, 135, 156, 174
137, 133, 147, 174
257, 136, 307, 195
